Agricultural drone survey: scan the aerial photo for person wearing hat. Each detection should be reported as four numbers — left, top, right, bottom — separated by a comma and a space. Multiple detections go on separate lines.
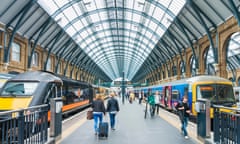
107, 92, 120, 130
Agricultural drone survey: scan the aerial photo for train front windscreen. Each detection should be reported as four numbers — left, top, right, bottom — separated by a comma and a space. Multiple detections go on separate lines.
0, 82, 39, 96
196, 84, 235, 106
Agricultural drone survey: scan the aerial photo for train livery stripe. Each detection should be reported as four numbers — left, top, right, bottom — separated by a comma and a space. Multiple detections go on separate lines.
47, 100, 90, 121
62, 100, 90, 112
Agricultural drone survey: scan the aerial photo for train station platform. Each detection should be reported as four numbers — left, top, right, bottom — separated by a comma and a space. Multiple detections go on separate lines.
58, 98, 201, 144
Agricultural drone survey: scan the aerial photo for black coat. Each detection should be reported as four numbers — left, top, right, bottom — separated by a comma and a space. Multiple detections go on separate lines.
107, 97, 120, 112
92, 99, 106, 114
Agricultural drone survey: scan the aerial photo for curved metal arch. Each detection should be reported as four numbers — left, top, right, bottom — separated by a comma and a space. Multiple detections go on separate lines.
77, 30, 156, 61
161, 38, 177, 56
77, 27, 155, 49
92, 49, 147, 65
63, 10, 167, 38
87, 40, 150, 61
51, 0, 175, 17
73, 18, 162, 45
84, 36, 151, 55
98, 55, 143, 70
156, 43, 171, 61
52, 1, 176, 24
150, 49, 165, 64
94, 50, 146, 66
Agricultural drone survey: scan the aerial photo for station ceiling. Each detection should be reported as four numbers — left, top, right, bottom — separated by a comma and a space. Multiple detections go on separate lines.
0, 0, 239, 82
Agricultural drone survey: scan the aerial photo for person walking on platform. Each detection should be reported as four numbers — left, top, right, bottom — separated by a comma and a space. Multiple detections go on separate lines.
175, 96, 191, 139
138, 91, 143, 104
129, 91, 135, 103
147, 91, 155, 117
92, 94, 106, 135
107, 92, 120, 130
154, 91, 160, 115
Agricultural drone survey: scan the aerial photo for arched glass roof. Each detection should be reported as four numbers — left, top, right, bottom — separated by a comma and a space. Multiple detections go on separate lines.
227, 32, 240, 70
38, 0, 186, 80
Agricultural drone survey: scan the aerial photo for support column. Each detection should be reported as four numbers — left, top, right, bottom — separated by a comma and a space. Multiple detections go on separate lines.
213, 63, 220, 76
121, 72, 125, 104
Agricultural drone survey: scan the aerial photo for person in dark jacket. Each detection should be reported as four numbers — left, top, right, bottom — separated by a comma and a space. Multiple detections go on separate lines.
175, 96, 191, 139
92, 94, 106, 135
107, 92, 120, 130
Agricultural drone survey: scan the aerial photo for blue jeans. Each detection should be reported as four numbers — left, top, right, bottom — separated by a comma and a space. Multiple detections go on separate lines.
93, 113, 103, 133
181, 117, 189, 136
109, 113, 116, 129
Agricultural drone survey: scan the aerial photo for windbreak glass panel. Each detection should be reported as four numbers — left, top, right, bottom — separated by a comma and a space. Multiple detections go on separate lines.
196, 84, 235, 105
0, 82, 39, 96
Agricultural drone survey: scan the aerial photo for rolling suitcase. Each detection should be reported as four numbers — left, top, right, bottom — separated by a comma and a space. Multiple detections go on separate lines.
98, 122, 109, 138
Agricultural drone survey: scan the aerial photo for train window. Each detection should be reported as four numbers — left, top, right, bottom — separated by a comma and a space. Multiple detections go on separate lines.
43, 84, 56, 104
197, 84, 235, 104
0, 82, 38, 96
172, 90, 179, 100
197, 86, 214, 99
63, 84, 90, 104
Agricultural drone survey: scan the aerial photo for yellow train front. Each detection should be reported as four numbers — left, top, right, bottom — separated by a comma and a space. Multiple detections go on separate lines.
0, 71, 95, 120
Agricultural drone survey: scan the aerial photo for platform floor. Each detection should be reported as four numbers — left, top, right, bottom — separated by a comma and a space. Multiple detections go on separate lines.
58, 99, 199, 144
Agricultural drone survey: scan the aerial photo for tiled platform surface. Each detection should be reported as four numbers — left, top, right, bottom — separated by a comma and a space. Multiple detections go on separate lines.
58, 98, 199, 144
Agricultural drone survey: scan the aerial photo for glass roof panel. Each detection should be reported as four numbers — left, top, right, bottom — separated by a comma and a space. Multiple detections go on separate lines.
227, 32, 240, 70
38, 0, 186, 80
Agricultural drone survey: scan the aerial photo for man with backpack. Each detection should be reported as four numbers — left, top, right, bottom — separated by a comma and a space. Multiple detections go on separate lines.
175, 96, 191, 139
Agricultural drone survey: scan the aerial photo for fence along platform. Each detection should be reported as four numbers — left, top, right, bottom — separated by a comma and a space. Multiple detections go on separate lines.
213, 105, 240, 144
0, 104, 49, 144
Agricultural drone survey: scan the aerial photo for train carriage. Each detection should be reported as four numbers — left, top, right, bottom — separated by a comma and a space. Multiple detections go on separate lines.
0, 71, 95, 119
136, 75, 236, 119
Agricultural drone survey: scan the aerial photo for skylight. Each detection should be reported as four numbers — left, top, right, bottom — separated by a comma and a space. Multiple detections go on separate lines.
38, 0, 186, 80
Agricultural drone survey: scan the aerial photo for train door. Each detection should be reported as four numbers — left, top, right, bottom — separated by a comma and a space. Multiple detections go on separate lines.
159, 90, 164, 107
163, 86, 172, 110
43, 83, 62, 105
172, 90, 180, 109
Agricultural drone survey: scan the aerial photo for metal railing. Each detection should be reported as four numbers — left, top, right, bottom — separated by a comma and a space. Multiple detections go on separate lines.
213, 105, 240, 144
0, 104, 49, 144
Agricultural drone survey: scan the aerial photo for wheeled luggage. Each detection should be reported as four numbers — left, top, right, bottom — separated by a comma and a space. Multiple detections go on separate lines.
98, 122, 109, 138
